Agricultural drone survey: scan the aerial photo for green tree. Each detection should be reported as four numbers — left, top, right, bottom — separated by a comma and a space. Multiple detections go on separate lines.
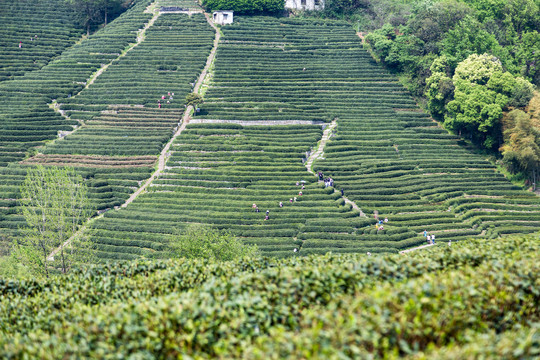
425, 55, 454, 117
407, 0, 472, 54
202, 0, 284, 14
442, 15, 503, 69
169, 224, 259, 261
18, 165, 94, 278
514, 31, 540, 85
444, 53, 535, 149
323, 0, 370, 18
101, 0, 125, 25
462, 0, 507, 22
501, 109, 540, 189
503, 0, 540, 34
68, 0, 103, 35
444, 54, 507, 149
185, 93, 204, 108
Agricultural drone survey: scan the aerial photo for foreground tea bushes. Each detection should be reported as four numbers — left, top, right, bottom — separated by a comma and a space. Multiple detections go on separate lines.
0, 235, 538, 358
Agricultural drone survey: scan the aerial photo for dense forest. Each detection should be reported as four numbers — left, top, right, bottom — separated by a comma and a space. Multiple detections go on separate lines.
316, 0, 540, 186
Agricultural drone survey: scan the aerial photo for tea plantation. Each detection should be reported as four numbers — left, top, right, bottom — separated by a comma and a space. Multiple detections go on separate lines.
1, 0, 540, 261
0, 0, 85, 82
0, 1, 214, 242
0, 235, 538, 358
84, 14, 540, 260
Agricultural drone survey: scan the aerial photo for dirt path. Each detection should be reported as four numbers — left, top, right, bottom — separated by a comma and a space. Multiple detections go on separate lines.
304, 119, 367, 217
399, 243, 435, 254
305, 119, 336, 174
48, 10, 221, 262
194, 13, 220, 93
356, 32, 366, 44
341, 194, 366, 217
189, 119, 325, 126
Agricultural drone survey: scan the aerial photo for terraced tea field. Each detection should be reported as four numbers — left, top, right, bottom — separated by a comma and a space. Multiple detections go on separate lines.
0, 1, 214, 243
90, 123, 381, 260
0, 0, 154, 166
1, 4, 539, 260
0, 0, 84, 82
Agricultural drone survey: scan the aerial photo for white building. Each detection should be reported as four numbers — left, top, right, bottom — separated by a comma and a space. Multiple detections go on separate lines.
213, 10, 234, 25
285, 0, 325, 11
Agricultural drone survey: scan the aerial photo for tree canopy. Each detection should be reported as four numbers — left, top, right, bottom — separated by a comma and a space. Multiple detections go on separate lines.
14, 166, 94, 278
169, 224, 259, 261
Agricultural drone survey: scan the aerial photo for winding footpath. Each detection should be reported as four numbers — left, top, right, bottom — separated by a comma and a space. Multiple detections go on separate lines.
305, 119, 367, 217
122, 12, 221, 208
48, 11, 221, 261
44, 8, 162, 153
399, 243, 435, 254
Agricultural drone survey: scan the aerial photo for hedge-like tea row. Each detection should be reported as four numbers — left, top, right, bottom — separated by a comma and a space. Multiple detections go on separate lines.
88, 123, 383, 259
0, 9, 215, 245
0, 235, 537, 358
0, 0, 154, 165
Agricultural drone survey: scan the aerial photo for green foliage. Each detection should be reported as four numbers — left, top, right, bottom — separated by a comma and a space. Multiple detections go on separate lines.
322, 0, 371, 18
201, 0, 284, 14
185, 92, 204, 108
425, 55, 454, 117
18, 165, 93, 277
0, 235, 538, 358
444, 53, 535, 149
67, 0, 127, 34
169, 224, 260, 261
358, 0, 539, 157
404, 0, 471, 55
501, 109, 540, 186
442, 16, 503, 70
515, 30, 540, 85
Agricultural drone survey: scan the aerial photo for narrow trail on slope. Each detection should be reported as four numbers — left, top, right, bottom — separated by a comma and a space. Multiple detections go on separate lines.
48, 11, 221, 262
195, 13, 220, 93
122, 13, 220, 208
305, 119, 367, 217
305, 119, 336, 174
85, 10, 161, 89
399, 243, 435, 254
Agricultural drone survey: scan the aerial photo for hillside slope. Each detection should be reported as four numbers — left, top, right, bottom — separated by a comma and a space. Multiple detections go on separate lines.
0, 235, 538, 358
0, 1, 213, 244
83, 15, 540, 260
2, 9, 540, 259
0, 0, 85, 82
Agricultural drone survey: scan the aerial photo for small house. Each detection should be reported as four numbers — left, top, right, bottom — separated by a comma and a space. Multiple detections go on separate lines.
285, 0, 325, 11
213, 10, 233, 25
